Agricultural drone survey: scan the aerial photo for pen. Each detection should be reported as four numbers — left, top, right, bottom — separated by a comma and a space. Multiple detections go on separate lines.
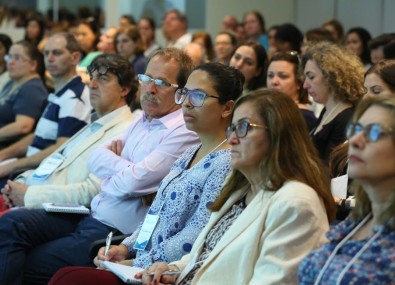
104, 231, 113, 257
146, 270, 181, 276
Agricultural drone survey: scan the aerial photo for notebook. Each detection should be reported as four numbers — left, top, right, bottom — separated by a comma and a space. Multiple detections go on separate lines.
101, 261, 144, 284
42, 203, 90, 214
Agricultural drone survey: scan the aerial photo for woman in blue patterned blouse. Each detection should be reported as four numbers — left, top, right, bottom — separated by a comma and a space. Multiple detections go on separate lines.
298, 95, 395, 284
49, 62, 244, 285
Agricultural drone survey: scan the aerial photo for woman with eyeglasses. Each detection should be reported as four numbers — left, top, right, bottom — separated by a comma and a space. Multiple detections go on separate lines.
299, 95, 395, 284
230, 40, 268, 94
139, 90, 336, 285
48, 62, 243, 285
267, 51, 317, 131
302, 41, 365, 164
0, 40, 47, 149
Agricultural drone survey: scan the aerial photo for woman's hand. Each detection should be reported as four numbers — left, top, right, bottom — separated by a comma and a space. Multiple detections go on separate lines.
93, 244, 130, 268
136, 262, 179, 285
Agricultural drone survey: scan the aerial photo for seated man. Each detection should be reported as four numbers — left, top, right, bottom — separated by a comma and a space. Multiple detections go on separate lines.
0, 32, 92, 185
0, 47, 199, 285
0, 53, 139, 211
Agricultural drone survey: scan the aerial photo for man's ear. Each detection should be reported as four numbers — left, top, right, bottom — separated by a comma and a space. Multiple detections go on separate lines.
71, 51, 82, 65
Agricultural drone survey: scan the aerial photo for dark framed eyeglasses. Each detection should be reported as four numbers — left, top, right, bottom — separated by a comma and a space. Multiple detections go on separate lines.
138, 74, 178, 89
226, 121, 266, 139
174, 88, 220, 107
87, 64, 122, 82
346, 122, 394, 143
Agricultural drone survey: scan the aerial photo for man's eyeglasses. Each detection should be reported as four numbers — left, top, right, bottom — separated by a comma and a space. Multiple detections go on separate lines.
4, 54, 30, 63
174, 88, 220, 107
138, 74, 178, 90
346, 122, 394, 142
87, 64, 122, 83
226, 121, 266, 139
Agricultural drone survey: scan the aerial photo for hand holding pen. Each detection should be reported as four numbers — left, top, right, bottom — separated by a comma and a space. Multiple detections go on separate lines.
93, 232, 130, 267
104, 231, 113, 257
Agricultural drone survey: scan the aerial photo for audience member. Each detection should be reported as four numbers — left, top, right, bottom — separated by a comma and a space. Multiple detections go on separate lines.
119, 14, 136, 29
220, 15, 238, 32
214, 31, 237, 65
0, 53, 139, 212
302, 42, 365, 164
192, 31, 214, 62
322, 19, 344, 45
346, 27, 372, 68
267, 51, 317, 131
274, 23, 304, 53
230, 40, 268, 93
368, 33, 395, 64
235, 22, 248, 44
301, 27, 335, 54
299, 95, 395, 284
184, 42, 205, 66
138, 17, 161, 58
242, 10, 268, 50
0, 33, 91, 184
75, 18, 102, 68
0, 34, 12, 91
114, 26, 145, 75
267, 24, 279, 58
162, 9, 191, 49
97, 26, 118, 53
364, 59, 395, 97
49, 62, 244, 285
0, 40, 47, 150
0, 48, 199, 285
23, 13, 46, 48
140, 90, 336, 285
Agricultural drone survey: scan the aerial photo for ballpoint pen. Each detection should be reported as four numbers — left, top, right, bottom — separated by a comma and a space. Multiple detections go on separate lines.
104, 231, 113, 257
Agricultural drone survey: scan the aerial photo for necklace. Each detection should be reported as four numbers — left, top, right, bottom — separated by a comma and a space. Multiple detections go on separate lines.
208, 139, 227, 154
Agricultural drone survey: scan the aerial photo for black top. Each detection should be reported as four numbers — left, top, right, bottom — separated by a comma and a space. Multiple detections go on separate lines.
300, 108, 318, 132
311, 107, 354, 164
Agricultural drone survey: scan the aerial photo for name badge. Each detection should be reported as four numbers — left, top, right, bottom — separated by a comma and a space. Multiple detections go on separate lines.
32, 153, 65, 180
133, 214, 159, 251
331, 174, 348, 199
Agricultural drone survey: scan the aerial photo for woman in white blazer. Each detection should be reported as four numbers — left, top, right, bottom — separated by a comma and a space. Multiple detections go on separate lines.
140, 89, 336, 285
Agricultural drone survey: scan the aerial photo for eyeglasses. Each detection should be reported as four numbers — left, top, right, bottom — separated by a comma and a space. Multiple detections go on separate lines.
346, 122, 394, 142
226, 121, 266, 139
272, 50, 301, 63
4, 54, 30, 63
87, 64, 122, 83
174, 88, 220, 107
138, 74, 178, 90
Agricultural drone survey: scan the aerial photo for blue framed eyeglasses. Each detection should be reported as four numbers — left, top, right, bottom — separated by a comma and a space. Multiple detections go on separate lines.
226, 121, 266, 139
174, 88, 220, 107
138, 74, 178, 89
346, 123, 394, 142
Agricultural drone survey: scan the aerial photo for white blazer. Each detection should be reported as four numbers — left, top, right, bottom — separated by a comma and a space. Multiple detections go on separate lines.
173, 180, 329, 285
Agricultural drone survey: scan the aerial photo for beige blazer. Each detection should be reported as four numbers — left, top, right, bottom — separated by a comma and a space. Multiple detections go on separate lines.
173, 180, 329, 285
20, 107, 134, 208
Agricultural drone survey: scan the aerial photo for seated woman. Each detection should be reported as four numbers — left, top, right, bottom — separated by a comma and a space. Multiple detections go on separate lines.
299, 95, 395, 284
267, 51, 317, 131
138, 90, 336, 285
0, 40, 47, 149
229, 40, 268, 94
48, 62, 244, 285
302, 41, 365, 164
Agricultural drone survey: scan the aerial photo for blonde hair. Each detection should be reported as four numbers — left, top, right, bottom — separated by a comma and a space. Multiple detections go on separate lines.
211, 89, 336, 222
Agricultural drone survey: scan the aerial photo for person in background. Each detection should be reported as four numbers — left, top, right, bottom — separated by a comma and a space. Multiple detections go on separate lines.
322, 19, 344, 45
138, 17, 161, 58
140, 90, 336, 285
48, 62, 244, 285
230, 40, 268, 93
235, 22, 248, 45
184, 42, 206, 66
162, 9, 191, 49
220, 15, 238, 32
75, 18, 102, 68
242, 10, 268, 51
0, 34, 12, 90
364, 59, 395, 97
274, 23, 304, 53
267, 25, 278, 58
0, 53, 138, 213
346, 27, 372, 68
301, 27, 335, 55
24, 13, 46, 48
214, 31, 237, 65
302, 41, 365, 164
0, 40, 47, 150
192, 31, 214, 62
115, 26, 145, 75
97, 26, 118, 54
298, 95, 395, 284
119, 14, 136, 29
368, 33, 395, 65
0, 33, 91, 185
267, 51, 317, 131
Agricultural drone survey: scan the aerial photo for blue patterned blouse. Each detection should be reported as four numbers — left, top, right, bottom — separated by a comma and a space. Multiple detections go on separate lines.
122, 144, 231, 268
298, 215, 395, 284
